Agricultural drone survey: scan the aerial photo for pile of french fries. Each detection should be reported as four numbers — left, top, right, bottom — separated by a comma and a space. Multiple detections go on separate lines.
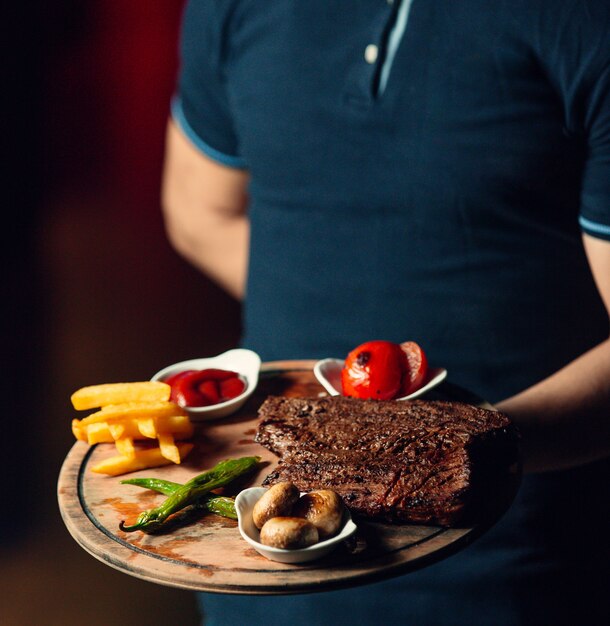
71, 381, 194, 476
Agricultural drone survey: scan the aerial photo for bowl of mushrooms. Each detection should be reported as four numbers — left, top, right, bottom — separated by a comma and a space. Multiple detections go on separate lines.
235, 483, 357, 564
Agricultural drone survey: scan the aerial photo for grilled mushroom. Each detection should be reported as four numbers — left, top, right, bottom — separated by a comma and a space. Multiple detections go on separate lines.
293, 490, 344, 539
259, 516, 319, 549
252, 482, 300, 529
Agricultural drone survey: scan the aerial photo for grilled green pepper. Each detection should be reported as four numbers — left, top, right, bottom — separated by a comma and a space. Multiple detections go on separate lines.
200, 495, 237, 520
119, 456, 259, 532
121, 477, 182, 496
121, 477, 237, 519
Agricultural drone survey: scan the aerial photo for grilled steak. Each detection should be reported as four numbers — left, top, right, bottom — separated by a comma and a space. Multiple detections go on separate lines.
255, 396, 520, 526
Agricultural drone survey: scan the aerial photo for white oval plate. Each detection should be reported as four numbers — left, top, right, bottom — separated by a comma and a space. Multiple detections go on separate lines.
151, 349, 261, 421
313, 358, 447, 401
235, 487, 357, 564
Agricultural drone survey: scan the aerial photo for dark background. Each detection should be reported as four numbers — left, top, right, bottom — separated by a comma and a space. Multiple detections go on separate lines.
3, 2, 240, 623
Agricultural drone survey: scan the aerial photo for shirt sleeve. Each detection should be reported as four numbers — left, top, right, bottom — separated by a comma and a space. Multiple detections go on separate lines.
532, 2, 610, 241
579, 61, 610, 241
172, 0, 247, 168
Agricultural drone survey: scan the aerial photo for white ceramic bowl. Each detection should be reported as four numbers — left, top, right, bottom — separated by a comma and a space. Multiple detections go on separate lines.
313, 358, 447, 401
151, 349, 261, 421
235, 487, 357, 564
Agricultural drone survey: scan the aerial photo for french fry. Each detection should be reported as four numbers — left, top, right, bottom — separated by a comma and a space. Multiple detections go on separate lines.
108, 422, 126, 441
115, 437, 136, 459
80, 401, 185, 426
158, 414, 195, 438
71, 381, 171, 411
157, 432, 181, 465
90, 443, 194, 476
87, 422, 111, 445
72, 419, 86, 442
70, 380, 196, 476
72, 414, 194, 444
137, 417, 157, 439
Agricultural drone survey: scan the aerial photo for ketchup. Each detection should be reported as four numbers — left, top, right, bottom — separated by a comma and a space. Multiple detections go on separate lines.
165, 368, 247, 407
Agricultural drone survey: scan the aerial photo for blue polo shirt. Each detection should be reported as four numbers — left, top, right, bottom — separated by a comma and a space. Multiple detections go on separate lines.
173, 1, 610, 624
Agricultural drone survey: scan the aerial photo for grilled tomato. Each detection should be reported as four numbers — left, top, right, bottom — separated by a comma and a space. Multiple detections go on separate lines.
341, 340, 428, 400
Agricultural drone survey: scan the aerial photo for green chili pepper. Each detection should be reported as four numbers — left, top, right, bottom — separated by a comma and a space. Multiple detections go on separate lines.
200, 495, 237, 520
120, 477, 237, 519
119, 456, 259, 532
121, 477, 182, 496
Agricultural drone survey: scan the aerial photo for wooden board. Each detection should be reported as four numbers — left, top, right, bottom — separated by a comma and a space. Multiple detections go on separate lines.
58, 361, 517, 595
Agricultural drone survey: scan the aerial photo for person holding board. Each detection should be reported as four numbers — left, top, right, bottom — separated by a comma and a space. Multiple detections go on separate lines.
162, 2, 610, 624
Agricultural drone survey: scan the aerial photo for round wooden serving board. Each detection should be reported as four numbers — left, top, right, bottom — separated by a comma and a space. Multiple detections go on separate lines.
58, 361, 513, 595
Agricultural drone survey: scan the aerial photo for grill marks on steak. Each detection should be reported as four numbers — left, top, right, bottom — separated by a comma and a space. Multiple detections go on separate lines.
255, 396, 519, 526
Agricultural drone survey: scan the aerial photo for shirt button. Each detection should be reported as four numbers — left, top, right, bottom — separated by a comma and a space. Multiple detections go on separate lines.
364, 44, 379, 64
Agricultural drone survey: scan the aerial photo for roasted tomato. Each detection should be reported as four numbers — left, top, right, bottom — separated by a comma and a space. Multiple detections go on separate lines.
341, 340, 407, 400
341, 340, 428, 400
399, 341, 428, 396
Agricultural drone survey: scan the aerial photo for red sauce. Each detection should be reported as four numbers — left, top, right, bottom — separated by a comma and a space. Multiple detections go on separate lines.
164, 369, 247, 408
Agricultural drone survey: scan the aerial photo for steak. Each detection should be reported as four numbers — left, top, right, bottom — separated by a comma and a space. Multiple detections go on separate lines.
255, 396, 520, 526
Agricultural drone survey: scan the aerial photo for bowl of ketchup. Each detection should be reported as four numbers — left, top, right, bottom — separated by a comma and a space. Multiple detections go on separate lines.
152, 349, 261, 421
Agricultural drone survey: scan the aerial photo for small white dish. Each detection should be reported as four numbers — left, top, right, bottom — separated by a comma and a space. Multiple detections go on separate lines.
151, 348, 261, 421
313, 358, 447, 401
235, 487, 357, 564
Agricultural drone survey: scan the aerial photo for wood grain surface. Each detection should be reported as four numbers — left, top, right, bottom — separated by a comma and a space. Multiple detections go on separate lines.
57, 361, 513, 595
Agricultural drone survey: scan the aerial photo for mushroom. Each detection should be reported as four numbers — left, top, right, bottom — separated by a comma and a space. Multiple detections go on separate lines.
293, 490, 344, 539
259, 517, 319, 549
252, 482, 300, 529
